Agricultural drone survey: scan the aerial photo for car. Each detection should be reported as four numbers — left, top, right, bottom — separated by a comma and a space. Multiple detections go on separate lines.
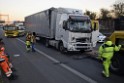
97, 32, 106, 42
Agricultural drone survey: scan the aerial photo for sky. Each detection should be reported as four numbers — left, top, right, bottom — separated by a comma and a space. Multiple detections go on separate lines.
0, 0, 116, 22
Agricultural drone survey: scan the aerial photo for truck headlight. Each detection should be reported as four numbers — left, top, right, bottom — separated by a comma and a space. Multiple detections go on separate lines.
71, 37, 76, 41
13, 34, 17, 36
68, 43, 75, 50
5, 33, 7, 36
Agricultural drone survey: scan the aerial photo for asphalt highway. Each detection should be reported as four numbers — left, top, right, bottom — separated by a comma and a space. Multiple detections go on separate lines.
0, 28, 124, 83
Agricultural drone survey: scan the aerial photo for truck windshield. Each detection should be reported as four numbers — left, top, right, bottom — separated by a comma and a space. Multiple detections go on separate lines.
68, 21, 91, 32
4, 26, 17, 30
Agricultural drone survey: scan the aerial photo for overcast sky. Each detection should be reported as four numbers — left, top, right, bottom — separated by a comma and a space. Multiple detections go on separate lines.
0, 0, 116, 21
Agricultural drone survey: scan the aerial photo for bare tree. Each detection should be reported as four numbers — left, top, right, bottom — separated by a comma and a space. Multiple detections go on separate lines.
113, 0, 124, 17
84, 10, 96, 20
100, 8, 111, 19
84, 10, 91, 16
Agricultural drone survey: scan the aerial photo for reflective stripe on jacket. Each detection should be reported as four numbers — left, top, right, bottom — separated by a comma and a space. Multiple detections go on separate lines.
31, 35, 36, 43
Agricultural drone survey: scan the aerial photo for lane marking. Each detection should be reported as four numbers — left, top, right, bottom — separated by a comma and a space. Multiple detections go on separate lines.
17, 38, 97, 83
13, 54, 20, 57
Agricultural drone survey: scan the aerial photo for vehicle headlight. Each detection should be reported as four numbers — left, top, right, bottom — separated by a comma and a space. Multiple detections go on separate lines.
71, 37, 76, 41
68, 43, 75, 50
68, 44, 73, 50
5, 33, 7, 36
103, 36, 106, 39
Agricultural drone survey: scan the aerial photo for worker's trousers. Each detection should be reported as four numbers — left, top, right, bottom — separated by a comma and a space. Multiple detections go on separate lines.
103, 58, 111, 77
31, 42, 35, 52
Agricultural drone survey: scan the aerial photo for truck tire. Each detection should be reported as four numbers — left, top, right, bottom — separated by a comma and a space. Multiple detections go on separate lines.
59, 42, 67, 53
45, 39, 50, 47
110, 53, 124, 75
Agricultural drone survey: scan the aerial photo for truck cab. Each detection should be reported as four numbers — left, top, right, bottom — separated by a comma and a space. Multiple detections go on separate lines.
55, 9, 99, 52
25, 7, 99, 53
3, 24, 25, 37
56, 15, 92, 51
3, 25, 19, 37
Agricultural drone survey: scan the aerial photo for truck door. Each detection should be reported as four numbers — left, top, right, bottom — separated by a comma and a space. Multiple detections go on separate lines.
91, 20, 99, 47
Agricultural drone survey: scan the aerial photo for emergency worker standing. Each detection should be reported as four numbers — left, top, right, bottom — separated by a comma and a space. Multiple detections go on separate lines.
98, 38, 121, 77
26, 32, 32, 52
31, 32, 36, 52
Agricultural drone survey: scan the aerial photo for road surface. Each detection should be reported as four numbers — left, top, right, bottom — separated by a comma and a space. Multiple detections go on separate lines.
0, 28, 124, 83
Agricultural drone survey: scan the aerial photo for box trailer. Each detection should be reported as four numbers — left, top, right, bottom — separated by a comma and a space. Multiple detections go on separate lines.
25, 7, 99, 53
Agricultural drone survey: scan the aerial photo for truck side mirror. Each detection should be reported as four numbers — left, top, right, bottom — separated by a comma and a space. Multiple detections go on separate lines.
2, 26, 5, 30
16, 27, 19, 30
63, 21, 67, 30
93, 22, 96, 31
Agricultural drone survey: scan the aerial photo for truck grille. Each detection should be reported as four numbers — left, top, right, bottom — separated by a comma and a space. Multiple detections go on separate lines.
76, 44, 87, 46
76, 38, 89, 43
6, 32, 14, 34
7, 33, 13, 34
75, 43, 91, 50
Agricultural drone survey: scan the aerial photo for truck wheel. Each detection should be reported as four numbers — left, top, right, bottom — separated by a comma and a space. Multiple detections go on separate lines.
45, 39, 50, 47
59, 42, 67, 53
110, 53, 124, 75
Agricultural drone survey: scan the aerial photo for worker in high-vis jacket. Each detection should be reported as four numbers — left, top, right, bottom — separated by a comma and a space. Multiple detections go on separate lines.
98, 38, 121, 77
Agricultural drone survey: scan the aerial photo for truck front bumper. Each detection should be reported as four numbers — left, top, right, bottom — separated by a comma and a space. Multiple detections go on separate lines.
5, 33, 18, 37
67, 42, 92, 51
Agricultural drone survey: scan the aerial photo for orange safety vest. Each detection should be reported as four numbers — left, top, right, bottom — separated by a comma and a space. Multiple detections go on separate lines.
0, 47, 12, 68
0, 54, 9, 64
26, 35, 31, 41
0, 46, 12, 77
0, 47, 9, 63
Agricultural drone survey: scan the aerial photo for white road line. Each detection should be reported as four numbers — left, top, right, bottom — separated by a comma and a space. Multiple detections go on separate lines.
17, 38, 97, 83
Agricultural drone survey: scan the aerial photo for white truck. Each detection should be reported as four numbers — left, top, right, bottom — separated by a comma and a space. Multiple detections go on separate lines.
25, 7, 99, 53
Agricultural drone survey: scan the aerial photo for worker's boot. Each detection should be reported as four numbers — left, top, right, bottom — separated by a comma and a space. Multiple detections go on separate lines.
26, 45, 31, 52
32, 48, 36, 52
8, 74, 14, 80
8, 73, 18, 80
101, 71, 109, 78
11, 67, 16, 72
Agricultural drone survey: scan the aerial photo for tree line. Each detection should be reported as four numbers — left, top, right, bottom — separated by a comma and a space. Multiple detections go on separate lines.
84, 0, 124, 20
